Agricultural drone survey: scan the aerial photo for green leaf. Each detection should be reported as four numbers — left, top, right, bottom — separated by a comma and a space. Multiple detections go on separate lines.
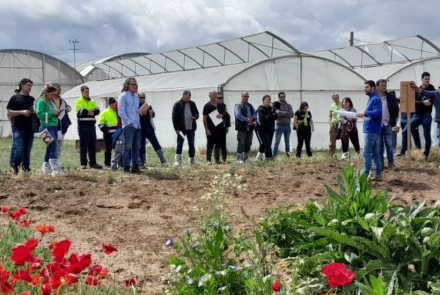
356, 281, 374, 295
370, 274, 385, 295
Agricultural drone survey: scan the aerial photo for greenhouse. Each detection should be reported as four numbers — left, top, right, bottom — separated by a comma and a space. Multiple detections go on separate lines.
2, 32, 440, 151
0, 49, 84, 137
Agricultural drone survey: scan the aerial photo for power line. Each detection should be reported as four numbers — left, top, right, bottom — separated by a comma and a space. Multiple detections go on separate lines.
69, 39, 79, 70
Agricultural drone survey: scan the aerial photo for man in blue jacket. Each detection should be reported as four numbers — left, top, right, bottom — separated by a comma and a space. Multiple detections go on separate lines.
358, 80, 382, 181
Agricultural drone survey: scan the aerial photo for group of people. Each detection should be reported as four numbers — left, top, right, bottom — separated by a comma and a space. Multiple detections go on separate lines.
6, 73, 440, 178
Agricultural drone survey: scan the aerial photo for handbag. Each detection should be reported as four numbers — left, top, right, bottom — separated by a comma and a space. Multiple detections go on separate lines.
38, 107, 55, 146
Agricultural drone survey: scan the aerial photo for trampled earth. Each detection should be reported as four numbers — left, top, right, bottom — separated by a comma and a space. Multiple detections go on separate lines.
0, 159, 439, 294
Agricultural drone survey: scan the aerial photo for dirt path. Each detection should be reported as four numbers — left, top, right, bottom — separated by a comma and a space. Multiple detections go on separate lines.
0, 160, 439, 294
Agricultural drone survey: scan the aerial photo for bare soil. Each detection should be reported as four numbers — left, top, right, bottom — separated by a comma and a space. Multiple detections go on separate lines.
1, 160, 439, 294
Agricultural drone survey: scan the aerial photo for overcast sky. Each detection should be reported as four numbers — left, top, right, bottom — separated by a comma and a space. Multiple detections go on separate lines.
2, 0, 440, 65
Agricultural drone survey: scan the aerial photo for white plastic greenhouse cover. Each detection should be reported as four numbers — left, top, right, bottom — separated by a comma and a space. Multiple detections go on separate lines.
91, 32, 300, 78
313, 35, 440, 68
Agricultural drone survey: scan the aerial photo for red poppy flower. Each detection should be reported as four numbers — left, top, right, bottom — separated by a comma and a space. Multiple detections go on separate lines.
321, 263, 355, 289
18, 218, 32, 227
101, 242, 118, 255
125, 277, 137, 287
271, 280, 281, 292
17, 292, 31, 295
8, 210, 22, 221
49, 269, 67, 290
64, 273, 80, 285
12, 268, 32, 283
17, 207, 26, 214
10, 239, 38, 266
85, 275, 100, 286
66, 253, 92, 274
1, 207, 8, 213
52, 240, 72, 263
88, 265, 109, 278
35, 224, 55, 236
41, 283, 51, 295
30, 274, 41, 286
0, 282, 14, 294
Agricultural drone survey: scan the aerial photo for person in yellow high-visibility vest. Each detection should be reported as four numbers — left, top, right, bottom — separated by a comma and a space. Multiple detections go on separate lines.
75, 85, 102, 169
98, 97, 118, 167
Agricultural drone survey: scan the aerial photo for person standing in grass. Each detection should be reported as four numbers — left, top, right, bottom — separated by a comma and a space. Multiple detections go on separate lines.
138, 91, 169, 166
8, 87, 20, 169
75, 85, 102, 170
215, 92, 231, 163
172, 90, 200, 167
36, 84, 64, 176
293, 101, 314, 158
255, 95, 278, 161
234, 92, 257, 163
329, 93, 342, 156
338, 97, 360, 159
98, 97, 118, 168
357, 80, 382, 181
53, 83, 71, 168
376, 79, 399, 169
273, 91, 294, 158
6, 78, 35, 175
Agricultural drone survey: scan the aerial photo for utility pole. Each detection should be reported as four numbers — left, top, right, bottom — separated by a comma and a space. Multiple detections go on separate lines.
69, 39, 79, 69
349, 32, 354, 46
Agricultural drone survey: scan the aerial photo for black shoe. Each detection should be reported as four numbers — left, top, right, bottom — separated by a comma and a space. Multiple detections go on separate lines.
81, 165, 87, 170
11, 166, 19, 175
123, 167, 130, 174
131, 167, 141, 174
90, 163, 103, 169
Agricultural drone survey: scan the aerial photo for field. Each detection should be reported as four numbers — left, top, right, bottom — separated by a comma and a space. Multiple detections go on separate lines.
1, 139, 440, 294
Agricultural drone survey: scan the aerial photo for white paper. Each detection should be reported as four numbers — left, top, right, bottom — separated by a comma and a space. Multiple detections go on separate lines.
179, 131, 185, 139
208, 109, 223, 126
334, 110, 358, 119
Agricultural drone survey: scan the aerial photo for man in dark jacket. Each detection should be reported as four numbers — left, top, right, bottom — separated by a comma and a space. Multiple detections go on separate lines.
401, 72, 435, 160
172, 90, 199, 167
203, 90, 230, 164
216, 92, 231, 163
376, 79, 399, 169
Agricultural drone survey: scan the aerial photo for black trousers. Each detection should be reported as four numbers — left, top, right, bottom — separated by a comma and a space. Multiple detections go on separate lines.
296, 127, 312, 158
341, 132, 360, 153
78, 125, 97, 166
256, 128, 274, 158
103, 132, 113, 166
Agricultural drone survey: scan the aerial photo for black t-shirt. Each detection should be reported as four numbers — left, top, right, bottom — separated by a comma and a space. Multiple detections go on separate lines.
6, 94, 35, 132
203, 102, 225, 131
295, 110, 312, 127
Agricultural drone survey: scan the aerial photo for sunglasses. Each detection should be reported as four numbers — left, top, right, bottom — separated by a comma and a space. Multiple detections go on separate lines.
139, 96, 146, 99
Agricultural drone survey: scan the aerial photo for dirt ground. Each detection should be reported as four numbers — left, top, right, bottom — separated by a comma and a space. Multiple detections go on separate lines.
1, 160, 439, 294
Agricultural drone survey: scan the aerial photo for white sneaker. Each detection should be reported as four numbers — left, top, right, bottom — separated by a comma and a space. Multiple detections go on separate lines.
189, 158, 200, 166
341, 152, 349, 160
41, 162, 51, 175
256, 152, 264, 161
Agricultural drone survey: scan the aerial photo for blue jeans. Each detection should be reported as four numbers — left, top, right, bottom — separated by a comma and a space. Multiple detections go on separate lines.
9, 136, 17, 167
436, 124, 440, 147
12, 130, 34, 171
39, 126, 58, 162
123, 127, 141, 169
273, 125, 291, 156
380, 125, 394, 165
363, 133, 382, 176
401, 114, 432, 157
176, 130, 195, 157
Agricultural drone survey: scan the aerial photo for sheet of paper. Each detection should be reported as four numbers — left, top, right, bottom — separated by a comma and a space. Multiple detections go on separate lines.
178, 131, 185, 139
208, 109, 223, 126
334, 110, 358, 119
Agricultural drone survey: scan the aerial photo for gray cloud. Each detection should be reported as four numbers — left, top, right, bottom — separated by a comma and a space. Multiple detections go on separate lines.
1, 0, 439, 65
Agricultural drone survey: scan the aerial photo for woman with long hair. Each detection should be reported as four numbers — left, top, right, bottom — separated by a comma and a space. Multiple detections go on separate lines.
338, 97, 360, 159
35, 83, 63, 176
293, 101, 314, 158
255, 95, 278, 160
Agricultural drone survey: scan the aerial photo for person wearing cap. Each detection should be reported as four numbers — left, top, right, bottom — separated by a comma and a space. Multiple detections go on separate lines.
75, 85, 103, 170
98, 97, 118, 168
329, 93, 342, 156
138, 91, 169, 166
